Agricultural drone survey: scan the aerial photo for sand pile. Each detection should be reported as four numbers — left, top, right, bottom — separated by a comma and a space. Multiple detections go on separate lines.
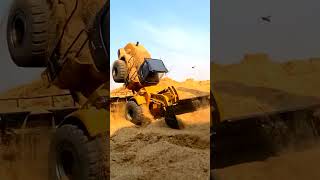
111, 108, 210, 180
0, 79, 73, 111
0, 79, 65, 97
111, 77, 210, 100
215, 144, 320, 180
110, 77, 210, 180
212, 54, 320, 119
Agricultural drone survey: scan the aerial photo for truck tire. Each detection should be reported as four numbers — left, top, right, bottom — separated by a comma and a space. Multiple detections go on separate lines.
260, 119, 290, 153
48, 125, 107, 180
112, 60, 127, 83
211, 91, 221, 125
125, 101, 145, 125
7, 0, 50, 67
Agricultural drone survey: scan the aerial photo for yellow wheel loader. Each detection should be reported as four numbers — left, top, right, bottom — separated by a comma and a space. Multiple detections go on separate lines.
5, 0, 109, 179
112, 42, 210, 129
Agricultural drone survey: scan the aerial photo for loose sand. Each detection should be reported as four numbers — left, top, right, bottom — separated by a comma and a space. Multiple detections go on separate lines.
215, 144, 320, 180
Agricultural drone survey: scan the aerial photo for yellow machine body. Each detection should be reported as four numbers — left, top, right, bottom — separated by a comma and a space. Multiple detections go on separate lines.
59, 83, 108, 137
64, 108, 108, 137
132, 85, 179, 110
117, 42, 152, 91
115, 42, 182, 117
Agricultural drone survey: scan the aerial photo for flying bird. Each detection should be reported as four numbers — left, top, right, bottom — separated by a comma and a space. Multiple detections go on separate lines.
260, 16, 272, 23
192, 66, 196, 69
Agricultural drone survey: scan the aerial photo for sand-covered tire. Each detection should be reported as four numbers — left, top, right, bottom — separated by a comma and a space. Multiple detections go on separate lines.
48, 125, 107, 180
7, 0, 50, 67
259, 119, 291, 153
112, 60, 127, 83
149, 102, 165, 119
125, 101, 145, 125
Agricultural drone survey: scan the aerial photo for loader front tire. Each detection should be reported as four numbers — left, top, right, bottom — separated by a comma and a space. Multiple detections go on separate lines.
7, 0, 50, 67
48, 125, 107, 180
125, 101, 145, 125
112, 60, 127, 83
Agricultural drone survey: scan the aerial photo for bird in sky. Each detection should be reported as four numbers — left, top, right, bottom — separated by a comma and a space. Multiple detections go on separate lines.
261, 15, 272, 23
192, 66, 196, 69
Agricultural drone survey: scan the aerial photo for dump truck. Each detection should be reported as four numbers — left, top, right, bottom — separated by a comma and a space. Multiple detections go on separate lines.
211, 84, 320, 172
4, 0, 109, 179
111, 42, 211, 129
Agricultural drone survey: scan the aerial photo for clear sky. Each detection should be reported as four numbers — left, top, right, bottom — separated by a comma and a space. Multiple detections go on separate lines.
212, 0, 320, 64
110, 0, 210, 89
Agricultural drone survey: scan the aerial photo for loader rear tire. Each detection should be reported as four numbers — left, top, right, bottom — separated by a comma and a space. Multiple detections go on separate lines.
125, 101, 145, 125
48, 125, 108, 180
7, 0, 50, 67
112, 60, 127, 83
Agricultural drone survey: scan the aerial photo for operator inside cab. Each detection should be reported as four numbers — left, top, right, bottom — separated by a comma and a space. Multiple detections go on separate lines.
138, 59, 168, 85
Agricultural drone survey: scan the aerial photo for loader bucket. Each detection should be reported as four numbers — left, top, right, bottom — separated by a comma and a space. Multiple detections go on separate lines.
164, 106, 181, 129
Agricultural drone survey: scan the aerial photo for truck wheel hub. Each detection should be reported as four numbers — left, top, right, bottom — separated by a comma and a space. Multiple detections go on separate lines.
11, 13, 26, 47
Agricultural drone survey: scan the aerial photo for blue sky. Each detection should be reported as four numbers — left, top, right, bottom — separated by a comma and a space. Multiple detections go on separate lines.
110, 0, 210, 89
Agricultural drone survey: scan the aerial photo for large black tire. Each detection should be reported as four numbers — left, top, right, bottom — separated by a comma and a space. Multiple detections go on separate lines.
210, 91, 221, 125
7, 0, 50, 67
48, 125, 108, 180
259, 118, 291, 153
112, 60, 127, 83
125, 101, 145, 125
210, 92, 220, 168
88, 2, 109, 73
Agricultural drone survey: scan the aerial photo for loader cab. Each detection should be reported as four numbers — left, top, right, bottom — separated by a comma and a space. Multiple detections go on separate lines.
138, 59, 169, 86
